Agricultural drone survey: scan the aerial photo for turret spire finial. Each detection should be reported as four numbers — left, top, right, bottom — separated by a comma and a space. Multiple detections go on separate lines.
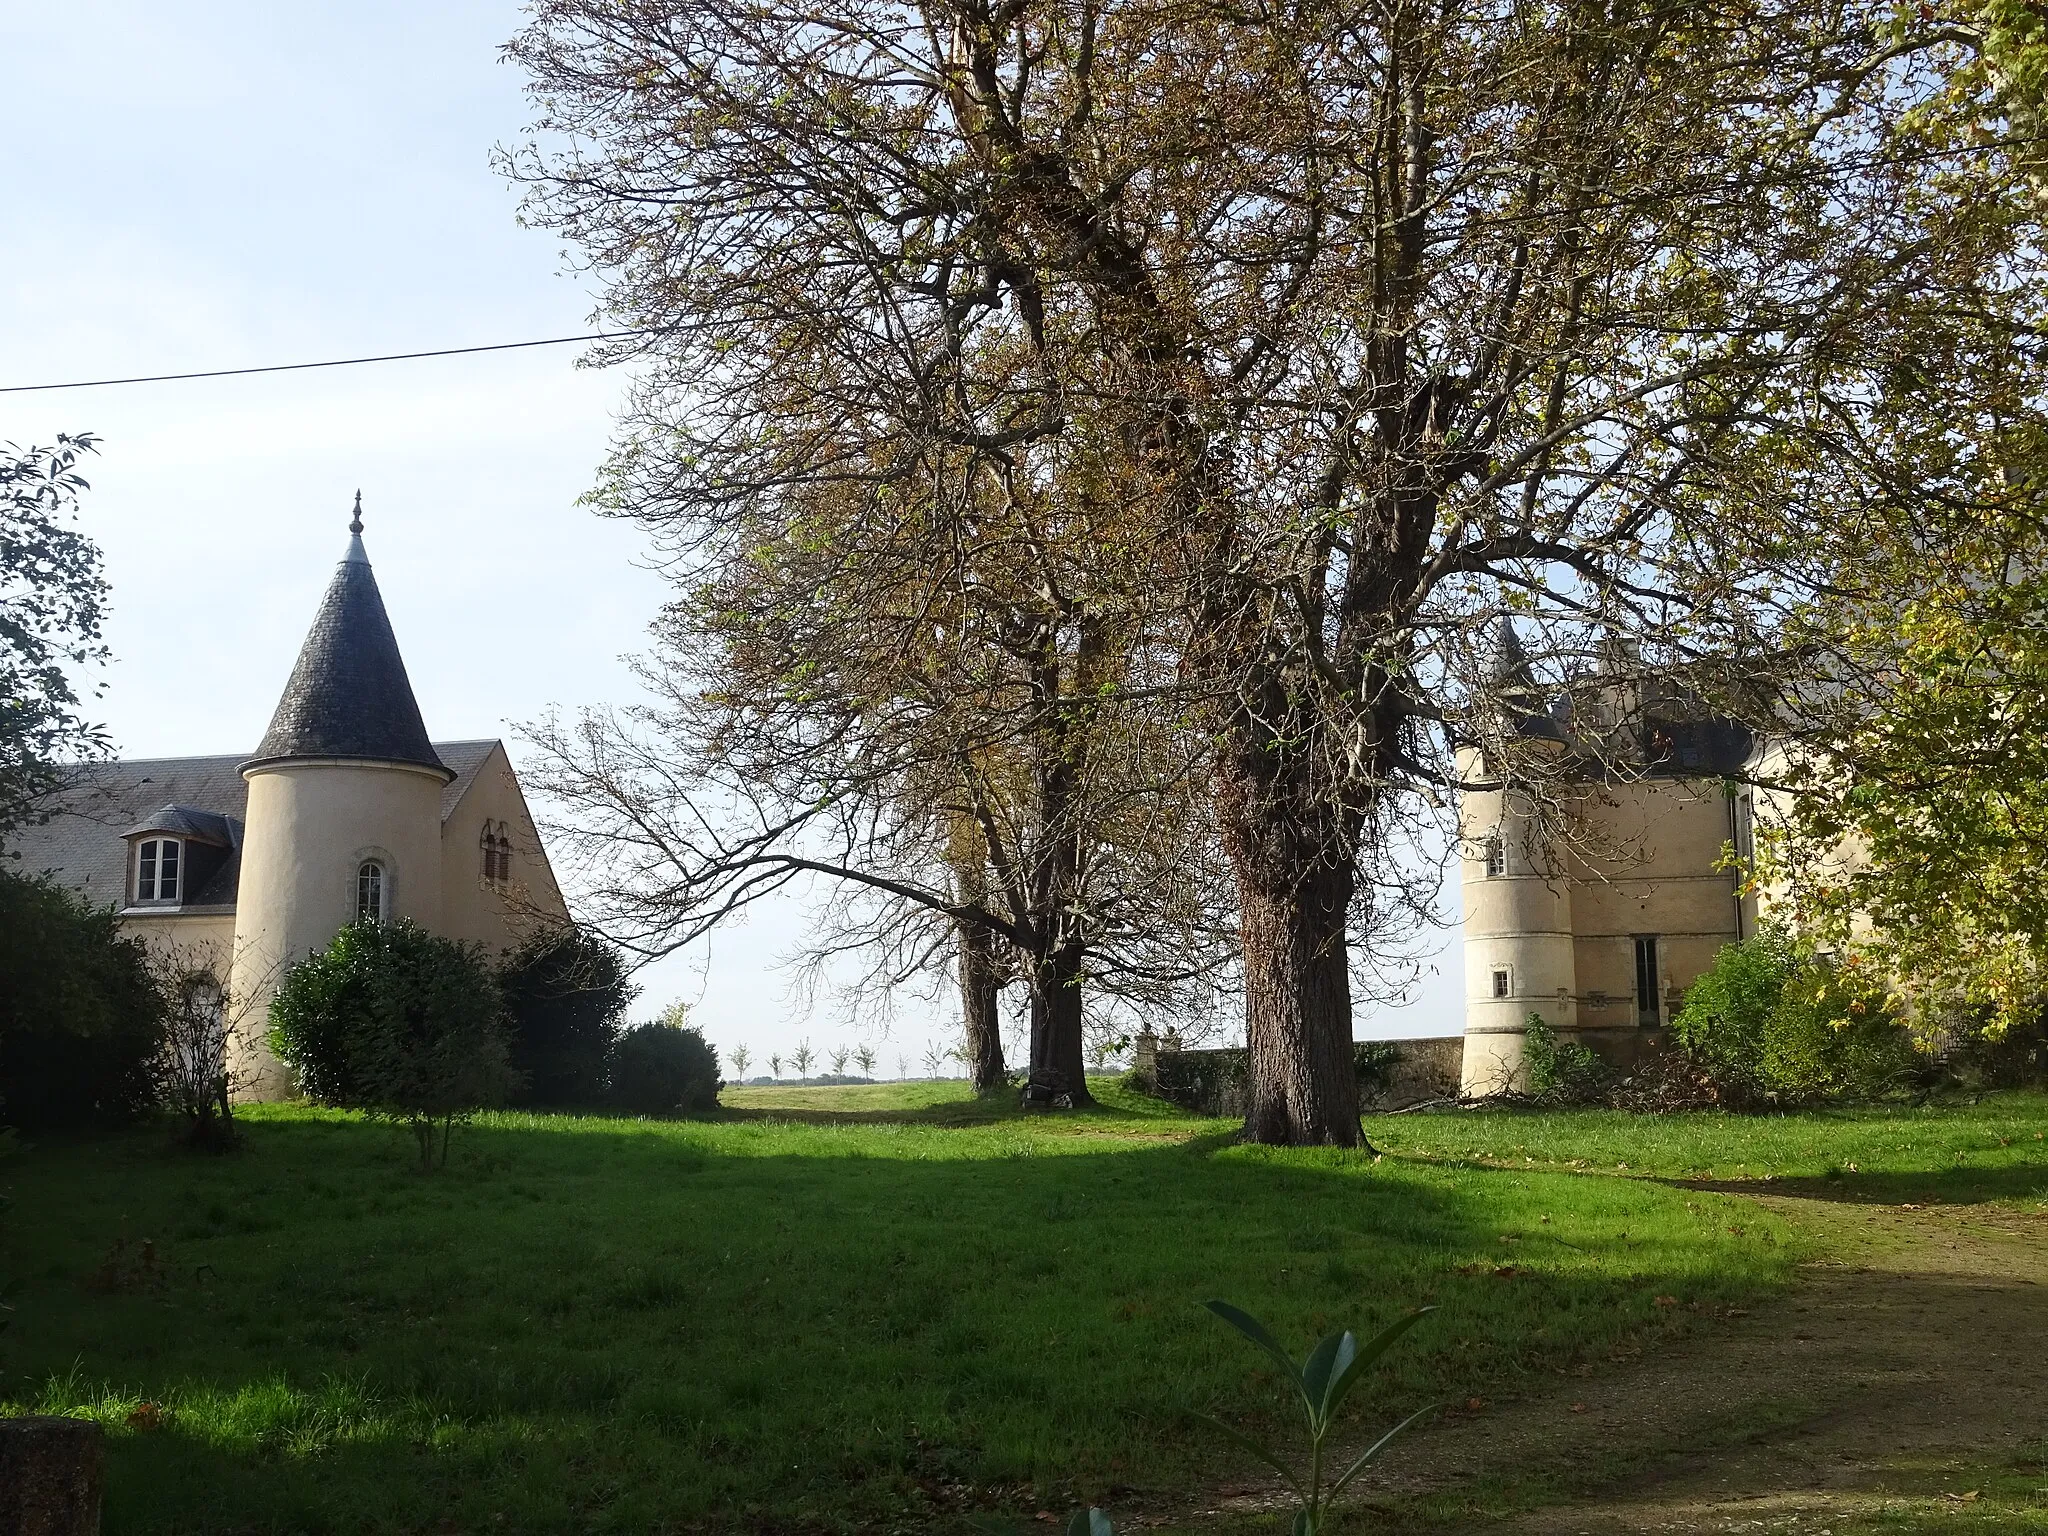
349, 489, 364, 536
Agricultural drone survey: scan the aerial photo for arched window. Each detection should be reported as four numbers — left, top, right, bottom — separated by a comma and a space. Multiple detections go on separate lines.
480, 822, 512, 883
356, 860, 387, 924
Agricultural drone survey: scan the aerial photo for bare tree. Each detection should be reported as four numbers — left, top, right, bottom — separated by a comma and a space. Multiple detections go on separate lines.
727, 1043, 752, 1081
767, 1053, 783, 1082
148, 938, 283, 1150
854, 1043, 878, 1079
791, 1040, 817, 1081
524, 474, 1233, 1107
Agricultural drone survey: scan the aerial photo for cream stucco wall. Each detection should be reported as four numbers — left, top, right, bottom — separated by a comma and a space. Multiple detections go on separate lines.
1559, 781, 1742, 1035
1460, 761, 1743, 1096
1458, 747, 1577, 1095
228, 758, 450, 1097
117, 910, 237, 971
438, 741, 570, 955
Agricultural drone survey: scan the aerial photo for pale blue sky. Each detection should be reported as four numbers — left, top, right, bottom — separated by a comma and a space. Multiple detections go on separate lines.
1, 0, 1459, 1067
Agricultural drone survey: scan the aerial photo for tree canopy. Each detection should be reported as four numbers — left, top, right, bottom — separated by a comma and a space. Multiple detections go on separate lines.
0, 434, 109, 839
507, 0, 2046, 1140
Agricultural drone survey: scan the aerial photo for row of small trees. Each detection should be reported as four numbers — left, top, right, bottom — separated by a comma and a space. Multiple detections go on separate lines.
725, 1036, 1129, 1083
724, 1041, 877, 1083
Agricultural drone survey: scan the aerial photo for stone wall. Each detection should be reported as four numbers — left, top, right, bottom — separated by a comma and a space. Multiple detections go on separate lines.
1376, 1036, 1465, 1107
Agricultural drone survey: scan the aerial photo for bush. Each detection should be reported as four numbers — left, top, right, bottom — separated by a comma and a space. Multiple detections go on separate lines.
0, 868, 164, 1128
1672, 928, 1919, 1105
499, 926, 636, 1107
1523, 1017, 1612, 1103
269, 921, 514, 1168
610, 1020, 721, 1115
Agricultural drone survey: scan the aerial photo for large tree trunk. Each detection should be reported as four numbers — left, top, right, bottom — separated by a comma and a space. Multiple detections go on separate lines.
958, 912, 1007, 1093
1214, 728, 1364, 1145
1026, 944, 1093, 1106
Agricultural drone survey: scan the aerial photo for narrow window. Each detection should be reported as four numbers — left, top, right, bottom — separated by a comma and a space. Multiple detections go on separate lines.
1634, 935, 1661, 1027
1491, 967, 1511, 999
496, 832, 511, 881
481, 824, 498, 883
1483, 831, 1505, 878
357, 861, 386, 924
136, 838, 180, 902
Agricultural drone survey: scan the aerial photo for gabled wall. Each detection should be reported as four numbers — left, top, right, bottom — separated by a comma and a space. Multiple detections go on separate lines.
437, 741, 570, 955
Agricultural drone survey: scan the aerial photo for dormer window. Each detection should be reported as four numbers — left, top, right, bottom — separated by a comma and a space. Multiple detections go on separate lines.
357, 860, 387, 924
136, 837, 182, 903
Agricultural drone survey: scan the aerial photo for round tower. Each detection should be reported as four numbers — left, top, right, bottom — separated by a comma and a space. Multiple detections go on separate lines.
1458, 623, 1577, 1097
227, 497, 454, 1099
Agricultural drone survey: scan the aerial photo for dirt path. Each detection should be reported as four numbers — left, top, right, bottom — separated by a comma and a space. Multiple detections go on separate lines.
1354, 1187, 2048, 1532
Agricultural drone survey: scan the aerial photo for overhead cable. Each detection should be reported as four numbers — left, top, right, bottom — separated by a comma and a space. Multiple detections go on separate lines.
0, 330, 649, 394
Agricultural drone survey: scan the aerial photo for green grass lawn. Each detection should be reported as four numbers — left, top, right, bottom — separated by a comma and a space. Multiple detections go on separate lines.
4, 1082, 2042, 1533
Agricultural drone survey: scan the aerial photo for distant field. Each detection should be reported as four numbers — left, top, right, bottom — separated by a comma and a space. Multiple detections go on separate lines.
6, 1082, 2042, 1533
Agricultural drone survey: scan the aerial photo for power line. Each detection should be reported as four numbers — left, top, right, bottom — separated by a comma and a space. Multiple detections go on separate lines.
0, 330, 650, 394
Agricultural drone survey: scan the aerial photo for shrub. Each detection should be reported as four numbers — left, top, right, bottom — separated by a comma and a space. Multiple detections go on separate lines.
610, 1020, 721, 1114
269, 921, 514, 1168
499, 926, 636, 1107
1669, 928, 1795, 1100
158, 964, 236, 1151
1523, 1017, 1612, 1103
0, 868, 164, 1128
1671, 928, 1919, 1105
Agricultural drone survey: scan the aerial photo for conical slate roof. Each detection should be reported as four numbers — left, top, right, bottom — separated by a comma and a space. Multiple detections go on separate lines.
1490, 619, 1565, 742
243, 499, 451, 780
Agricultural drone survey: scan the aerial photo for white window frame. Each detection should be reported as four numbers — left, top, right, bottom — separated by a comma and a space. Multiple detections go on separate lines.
1483, 830, 1506, 878
136, 837, 182, 903
1491, 966, 1512, 1000
356, 860, 388, 924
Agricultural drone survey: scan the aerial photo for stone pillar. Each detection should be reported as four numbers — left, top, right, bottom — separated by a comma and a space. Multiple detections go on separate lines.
1132, 1029, 1159, 1086
0, 1416, 104, 1536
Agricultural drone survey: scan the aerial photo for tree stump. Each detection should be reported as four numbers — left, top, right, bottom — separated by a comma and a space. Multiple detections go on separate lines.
0, 1417, 104, 1536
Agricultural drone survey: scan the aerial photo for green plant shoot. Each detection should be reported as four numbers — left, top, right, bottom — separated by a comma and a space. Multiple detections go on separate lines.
1195, 1300, 1436, 1536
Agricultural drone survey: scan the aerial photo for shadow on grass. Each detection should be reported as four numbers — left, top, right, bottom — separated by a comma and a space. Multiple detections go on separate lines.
4, 1108, 1794, 1535
1665, 1162, 2048, 1207
715, 1095, 1165, 1129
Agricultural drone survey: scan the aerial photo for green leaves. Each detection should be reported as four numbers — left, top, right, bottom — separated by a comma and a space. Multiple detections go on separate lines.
1194, 1300, 1436, 1536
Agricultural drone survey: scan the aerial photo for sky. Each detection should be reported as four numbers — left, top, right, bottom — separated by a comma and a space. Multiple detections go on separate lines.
1, 0, 1462, 1068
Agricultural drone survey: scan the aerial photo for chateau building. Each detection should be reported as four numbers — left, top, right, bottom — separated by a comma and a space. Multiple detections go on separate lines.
6, 499, 568, 1098
1457, 627, 1759, 1095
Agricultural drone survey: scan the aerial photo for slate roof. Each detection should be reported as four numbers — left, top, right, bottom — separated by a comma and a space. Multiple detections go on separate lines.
244, 529, 451, 779
1, 740, 499, 912
120, 804, 239, 845
1484, 622, 1755, 777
